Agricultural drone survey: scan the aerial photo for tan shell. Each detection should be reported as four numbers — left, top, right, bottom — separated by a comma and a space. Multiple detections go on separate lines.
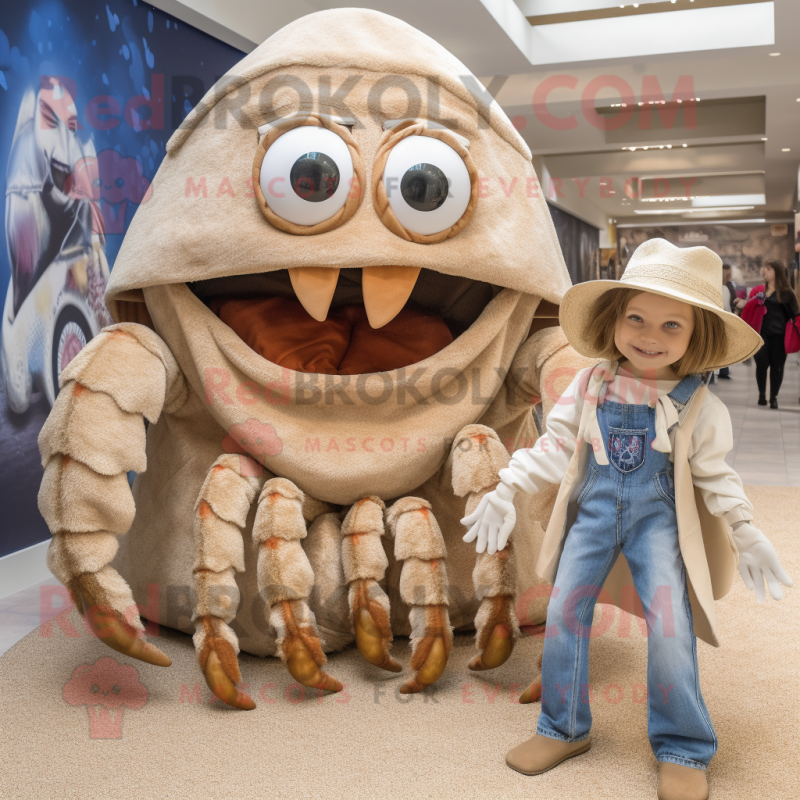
105, 8, 571, 318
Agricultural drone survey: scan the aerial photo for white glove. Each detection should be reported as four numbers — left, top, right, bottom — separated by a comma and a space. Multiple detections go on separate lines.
731, 521, 792, 602
461, 483, 518, 555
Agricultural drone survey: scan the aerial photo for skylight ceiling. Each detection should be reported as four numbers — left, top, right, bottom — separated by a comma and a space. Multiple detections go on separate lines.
489, 0, 775, 64
518, 0, 771, 26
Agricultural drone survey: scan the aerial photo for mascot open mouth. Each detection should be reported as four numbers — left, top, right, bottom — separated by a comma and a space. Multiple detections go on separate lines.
189, 267, 501, 375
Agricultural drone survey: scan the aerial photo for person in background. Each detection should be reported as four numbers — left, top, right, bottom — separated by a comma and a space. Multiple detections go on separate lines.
718, 264, 743, 379
743, 260, 800, 408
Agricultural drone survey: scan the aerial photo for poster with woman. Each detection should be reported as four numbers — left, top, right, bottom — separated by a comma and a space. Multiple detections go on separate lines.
0, 1, 243, 558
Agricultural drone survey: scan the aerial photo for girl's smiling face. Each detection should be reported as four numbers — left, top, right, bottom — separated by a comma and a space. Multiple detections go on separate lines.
614, 292, 696, 379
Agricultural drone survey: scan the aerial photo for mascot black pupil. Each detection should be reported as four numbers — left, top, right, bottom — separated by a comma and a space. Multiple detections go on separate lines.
401, 163, 448, 211
290, 152, 340, 202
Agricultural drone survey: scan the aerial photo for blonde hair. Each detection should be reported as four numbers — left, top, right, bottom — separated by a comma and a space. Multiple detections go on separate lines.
588, 289, 728, 378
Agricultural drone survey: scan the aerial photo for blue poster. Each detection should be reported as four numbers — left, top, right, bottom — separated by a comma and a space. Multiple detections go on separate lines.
0, 1, 243, 557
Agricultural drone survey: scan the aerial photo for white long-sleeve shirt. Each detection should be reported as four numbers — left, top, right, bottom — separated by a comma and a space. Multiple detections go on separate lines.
499, 365, 754, 526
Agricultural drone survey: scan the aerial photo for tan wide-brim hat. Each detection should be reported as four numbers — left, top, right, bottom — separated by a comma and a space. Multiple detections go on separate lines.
560, 237, 764, 369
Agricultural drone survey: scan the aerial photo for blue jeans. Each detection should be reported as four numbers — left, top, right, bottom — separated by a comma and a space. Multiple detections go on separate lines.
536, 389, 717, 770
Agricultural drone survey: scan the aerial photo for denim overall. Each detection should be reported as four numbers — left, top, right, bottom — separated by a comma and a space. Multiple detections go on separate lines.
536, 374, 717, 770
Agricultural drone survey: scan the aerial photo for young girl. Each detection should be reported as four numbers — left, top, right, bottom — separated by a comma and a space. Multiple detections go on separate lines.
462, 239, 792, 800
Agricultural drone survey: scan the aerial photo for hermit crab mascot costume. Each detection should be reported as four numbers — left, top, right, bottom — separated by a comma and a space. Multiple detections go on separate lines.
38, 9, 589, 707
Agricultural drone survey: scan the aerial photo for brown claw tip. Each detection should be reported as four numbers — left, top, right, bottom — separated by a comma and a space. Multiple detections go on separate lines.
382, 657, 403, 674
519, 680, 542, 705
399, 678, 427, 694
80, 595, 172, 667
317, 676, 344, 693
285, 638, 343, 694
203, 650, 255, 710
143, 648, 172, 668
217, 690, 256, 711
401, 636, 449, 693
470, 623, 513, 672
354, 608, 400, 672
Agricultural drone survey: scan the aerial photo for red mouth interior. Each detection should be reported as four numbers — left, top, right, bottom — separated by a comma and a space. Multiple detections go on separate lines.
193, 267, 499, 375
211, 295, 453, 374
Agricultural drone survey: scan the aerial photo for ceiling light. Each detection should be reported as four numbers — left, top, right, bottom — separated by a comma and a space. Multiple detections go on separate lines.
682, 143, 687, 147
761, 137, 768, 141
643, 197, 707, 203
634, 206, 755, 215
641, 196, 704, 203
618, 219, 773, 228
782, 148, 791, 152
769, 52, 780, 56
685, 206, 755, 213
692, 194, 765, 207
632, 209, 689, 215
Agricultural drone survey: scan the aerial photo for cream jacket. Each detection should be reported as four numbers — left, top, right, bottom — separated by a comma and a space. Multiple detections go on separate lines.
501, 361, 747, 646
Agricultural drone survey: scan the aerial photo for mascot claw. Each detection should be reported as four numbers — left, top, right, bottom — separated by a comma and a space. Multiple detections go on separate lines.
400, 635, 449, 694
78, 591, 171, 668
285, 635, 343, 694
355, 608, 402, 673
518, 678, 542, 705
468, 623, 513, 671
203, 650, 256, 710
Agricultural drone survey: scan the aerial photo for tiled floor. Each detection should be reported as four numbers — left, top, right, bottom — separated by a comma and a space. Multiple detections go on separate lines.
710, 356, 800, 487
1, 357, 798, 657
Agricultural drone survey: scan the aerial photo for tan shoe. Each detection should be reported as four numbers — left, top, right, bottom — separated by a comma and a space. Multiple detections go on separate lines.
657, 762, 709, 800
505, 733, 592, 776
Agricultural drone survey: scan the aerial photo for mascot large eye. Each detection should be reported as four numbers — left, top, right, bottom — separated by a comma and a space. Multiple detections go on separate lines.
253, 116, 364, 235
382, 137, 470, 235
373, 122, 477, 244
259, 126, 354, 227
